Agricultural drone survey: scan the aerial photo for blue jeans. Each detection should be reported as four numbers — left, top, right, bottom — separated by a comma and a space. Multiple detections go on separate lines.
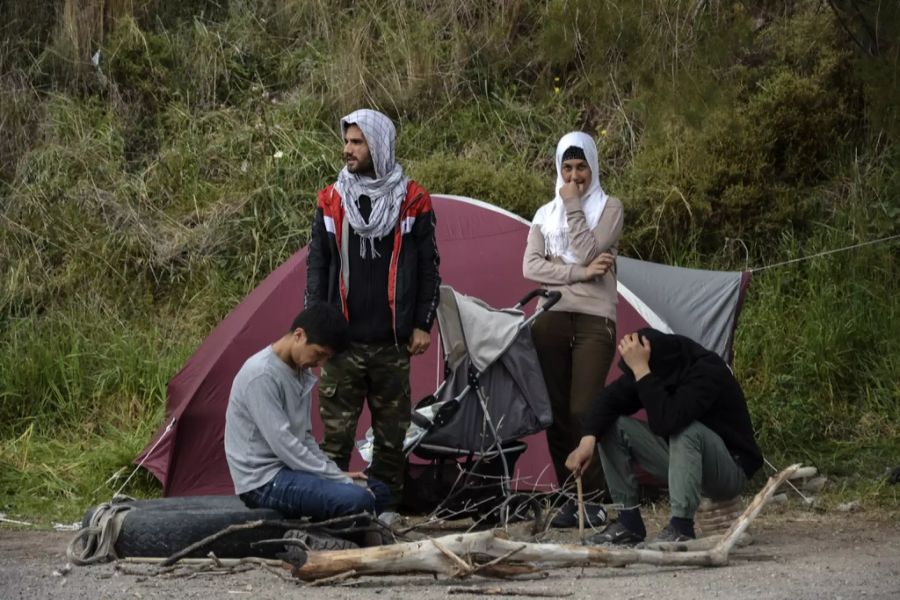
240, 468, 390, 520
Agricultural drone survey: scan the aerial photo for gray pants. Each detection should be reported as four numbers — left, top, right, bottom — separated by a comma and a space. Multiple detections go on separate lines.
597, 417, 747, 519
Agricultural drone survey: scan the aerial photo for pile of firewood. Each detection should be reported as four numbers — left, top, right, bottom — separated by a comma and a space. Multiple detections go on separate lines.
117, 464, 804, 587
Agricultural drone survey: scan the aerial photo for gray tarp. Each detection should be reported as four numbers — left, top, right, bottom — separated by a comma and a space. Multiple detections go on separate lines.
617, 257, 747, 362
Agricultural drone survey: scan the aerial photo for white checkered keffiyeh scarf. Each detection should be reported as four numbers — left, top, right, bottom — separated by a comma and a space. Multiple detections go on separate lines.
335, 109, 409, 258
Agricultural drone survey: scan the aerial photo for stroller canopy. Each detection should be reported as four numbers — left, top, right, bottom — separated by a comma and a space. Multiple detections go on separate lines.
411, 286, 553, 454
437, 287, 526, 373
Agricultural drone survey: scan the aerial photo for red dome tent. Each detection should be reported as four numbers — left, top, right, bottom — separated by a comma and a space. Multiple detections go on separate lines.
137, 195, 750, 497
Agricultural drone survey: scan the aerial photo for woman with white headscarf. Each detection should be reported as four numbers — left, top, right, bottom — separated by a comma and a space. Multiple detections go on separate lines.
523, 131, 624, 529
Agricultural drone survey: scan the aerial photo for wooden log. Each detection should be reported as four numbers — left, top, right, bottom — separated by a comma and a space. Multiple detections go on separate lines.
696, 496, 745, 537
285, 465, 801, 581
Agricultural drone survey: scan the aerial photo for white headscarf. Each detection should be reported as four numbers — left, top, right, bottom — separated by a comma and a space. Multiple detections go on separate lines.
532, 132, 609, 264
335, 109, 409, 258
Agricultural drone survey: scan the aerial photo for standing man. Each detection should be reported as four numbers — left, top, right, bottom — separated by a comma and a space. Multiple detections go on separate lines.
305, 109, 441, 515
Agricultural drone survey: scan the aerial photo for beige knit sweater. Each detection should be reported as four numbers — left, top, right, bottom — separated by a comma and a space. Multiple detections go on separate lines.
522, 195, 624, 321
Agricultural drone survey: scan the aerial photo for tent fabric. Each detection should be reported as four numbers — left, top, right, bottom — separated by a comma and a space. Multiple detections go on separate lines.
137, 194, 750, 496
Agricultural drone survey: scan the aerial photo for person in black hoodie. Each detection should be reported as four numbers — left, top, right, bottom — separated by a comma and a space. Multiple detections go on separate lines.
565, 328, 762, 545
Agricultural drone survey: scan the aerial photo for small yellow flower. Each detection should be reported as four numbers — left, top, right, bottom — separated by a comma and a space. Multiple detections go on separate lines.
554, 87, 561, 94
600, 129, 608, 137
554, 76, 560, 82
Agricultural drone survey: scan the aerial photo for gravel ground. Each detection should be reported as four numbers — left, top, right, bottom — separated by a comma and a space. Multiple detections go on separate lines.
1, 509, 898, 600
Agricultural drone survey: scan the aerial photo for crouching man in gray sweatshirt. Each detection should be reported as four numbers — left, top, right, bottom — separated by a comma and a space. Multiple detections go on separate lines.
225, 303, 389, 520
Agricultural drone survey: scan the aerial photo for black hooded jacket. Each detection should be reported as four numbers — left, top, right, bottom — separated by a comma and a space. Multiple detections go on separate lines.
583, 329, 763, 478
305, 180, 441, 345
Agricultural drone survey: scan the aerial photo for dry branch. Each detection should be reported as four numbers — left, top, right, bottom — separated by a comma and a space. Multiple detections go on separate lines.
305, 569, 357, 586
159, 512, 373, 566
431, 538, 473, 576
286, 464, 800, 582
160, 520, 265, 566
124, 557, 283, 567
471, 544, 527, 576
575, 476, 585, 543
447, 585, 572, 597
119, 556, 293, 582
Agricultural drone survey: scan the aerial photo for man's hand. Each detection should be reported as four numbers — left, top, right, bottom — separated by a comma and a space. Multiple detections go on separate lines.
559, 179, 585, 201
583, 253, 615, 280
407, 328, 431, 356
345, 471, 374, 495
619, 332, 651, 380
564, 435, 597, 476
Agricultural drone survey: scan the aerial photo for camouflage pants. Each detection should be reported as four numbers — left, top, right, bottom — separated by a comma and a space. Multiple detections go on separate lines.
319, 342, 411, 510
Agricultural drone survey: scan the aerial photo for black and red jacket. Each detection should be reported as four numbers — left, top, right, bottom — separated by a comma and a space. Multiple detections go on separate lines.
304, 180, 441, 344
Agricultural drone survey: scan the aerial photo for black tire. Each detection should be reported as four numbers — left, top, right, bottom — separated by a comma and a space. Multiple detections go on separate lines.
114, 506, 288, 558
81, 496, 251, 528
81, 496, 289, 559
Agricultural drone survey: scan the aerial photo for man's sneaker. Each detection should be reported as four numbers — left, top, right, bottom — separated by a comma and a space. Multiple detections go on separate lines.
550, 500, 608, 529
652, 524, 694, 543
586, 521, 645, 546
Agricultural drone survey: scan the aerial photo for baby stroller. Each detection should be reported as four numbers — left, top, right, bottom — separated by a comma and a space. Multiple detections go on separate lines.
401, 286, 560, 524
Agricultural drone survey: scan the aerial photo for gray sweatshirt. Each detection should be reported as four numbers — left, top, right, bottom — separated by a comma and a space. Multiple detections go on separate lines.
224, 346, 350, 494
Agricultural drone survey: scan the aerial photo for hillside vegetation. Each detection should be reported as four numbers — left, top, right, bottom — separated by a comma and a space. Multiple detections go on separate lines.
1, 0, 897, 520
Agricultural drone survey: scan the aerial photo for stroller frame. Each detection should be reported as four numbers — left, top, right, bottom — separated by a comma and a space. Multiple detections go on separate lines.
404, 288, 560, 523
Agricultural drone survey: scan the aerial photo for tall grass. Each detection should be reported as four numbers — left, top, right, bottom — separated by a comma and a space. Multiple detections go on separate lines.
735, 146, 899, 476
0, 0, 898, 520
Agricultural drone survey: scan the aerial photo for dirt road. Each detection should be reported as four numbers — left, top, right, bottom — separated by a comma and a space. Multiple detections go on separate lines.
1, 511, 898, 599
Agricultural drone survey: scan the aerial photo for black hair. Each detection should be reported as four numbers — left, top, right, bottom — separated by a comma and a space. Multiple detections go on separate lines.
290, 304, 350, 354
561, 146, 587, 162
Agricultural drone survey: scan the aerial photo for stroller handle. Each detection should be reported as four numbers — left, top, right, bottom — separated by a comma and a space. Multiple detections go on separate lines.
515, 289, 562, 311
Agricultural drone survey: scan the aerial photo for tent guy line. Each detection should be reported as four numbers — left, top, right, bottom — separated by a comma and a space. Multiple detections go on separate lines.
749, 233, 900, 273
114, 417, 177, 498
